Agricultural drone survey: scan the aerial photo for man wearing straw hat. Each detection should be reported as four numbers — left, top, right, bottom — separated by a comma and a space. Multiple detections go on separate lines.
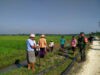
26, 34, 36, 72
38, 34, 47, 58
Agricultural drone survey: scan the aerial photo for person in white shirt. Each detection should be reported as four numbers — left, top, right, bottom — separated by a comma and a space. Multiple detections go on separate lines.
36, 44, 40, 52
26, 34, 36, 72
49, 40, 54, 52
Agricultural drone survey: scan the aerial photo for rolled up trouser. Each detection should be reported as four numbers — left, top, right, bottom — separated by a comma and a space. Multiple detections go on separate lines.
27, 51, 36, 63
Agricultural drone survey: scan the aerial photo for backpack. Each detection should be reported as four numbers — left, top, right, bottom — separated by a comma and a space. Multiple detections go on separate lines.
84, 37, 88, 43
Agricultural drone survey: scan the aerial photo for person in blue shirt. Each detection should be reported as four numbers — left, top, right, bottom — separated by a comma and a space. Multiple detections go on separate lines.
60, 36, 66, 51
26, 34, 36, 72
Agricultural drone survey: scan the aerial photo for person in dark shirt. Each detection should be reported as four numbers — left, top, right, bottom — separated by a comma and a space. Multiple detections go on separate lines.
77, 32, 87, 61
88, 34, 94, 44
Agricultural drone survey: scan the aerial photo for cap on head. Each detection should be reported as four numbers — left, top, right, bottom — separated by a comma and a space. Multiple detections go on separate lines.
30, 34, 35, 38
41, 34, 45, 38
80, 32, 85, 37
80, 32, 84, 35
72, 35, 75, 38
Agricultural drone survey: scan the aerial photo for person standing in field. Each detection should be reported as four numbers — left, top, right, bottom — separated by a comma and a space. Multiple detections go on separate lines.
35, 43, 40, 56
49, 40, 54, 52
77, 32, 88, 61
60, 36, 66, 51
26, 34, 36, 72
38, 34, 47, 58
71, 36, 77, 56
88, 34, 94, 44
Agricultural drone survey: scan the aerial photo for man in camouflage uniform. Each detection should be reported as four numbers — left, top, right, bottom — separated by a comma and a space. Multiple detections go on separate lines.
78, 32, 87, 61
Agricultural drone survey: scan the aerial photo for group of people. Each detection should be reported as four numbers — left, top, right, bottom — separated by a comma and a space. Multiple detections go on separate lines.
61, 32, 94, 62
26, 32, 93, 72
26, 34, 54, 72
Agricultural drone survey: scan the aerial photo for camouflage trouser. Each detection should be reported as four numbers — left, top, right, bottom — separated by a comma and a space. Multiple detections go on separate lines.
79, 47, 86, 61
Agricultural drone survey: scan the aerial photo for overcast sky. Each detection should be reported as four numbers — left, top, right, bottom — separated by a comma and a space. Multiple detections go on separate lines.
0, 0, 100, 34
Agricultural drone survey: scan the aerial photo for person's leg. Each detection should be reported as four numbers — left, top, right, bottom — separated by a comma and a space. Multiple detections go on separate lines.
90, 39, 92, 44
62, 44, 64, 51
27, 52, 31, 70
50, 47, 51, 52
81, 45, 86, 61
31, 51, 36, 72
81, 46, 86, 61
52, 47, 54, 52
40, 48, 45, 58
51, 47, 53, 52
81, 49, 84, 61
73, 47, 76, 56
60, 45, 62, 51
28, 63, 31, 70
40, 48, 43, 58
31, 63, 35, 72
79, 47, 83, 61
43, 48, 46, 57
72, 47, 74, 54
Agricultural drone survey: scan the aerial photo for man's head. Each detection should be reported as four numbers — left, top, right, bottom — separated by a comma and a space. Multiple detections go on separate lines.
29, 34, 35, 40
72, 35, 75, 39
61, 36, 64, 38
80, 32, 85, 37
41, 34, 45, 38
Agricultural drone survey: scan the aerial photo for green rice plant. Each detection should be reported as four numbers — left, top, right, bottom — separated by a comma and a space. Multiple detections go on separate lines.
0, 35, 72, 72
2, 50, 68, 75
44, 59, 72, 75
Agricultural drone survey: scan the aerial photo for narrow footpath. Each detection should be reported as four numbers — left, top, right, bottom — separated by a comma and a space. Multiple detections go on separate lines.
69, 41, 100, 75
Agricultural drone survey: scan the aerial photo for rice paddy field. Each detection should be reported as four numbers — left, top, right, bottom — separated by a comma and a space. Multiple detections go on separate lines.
0, 35, 73, 75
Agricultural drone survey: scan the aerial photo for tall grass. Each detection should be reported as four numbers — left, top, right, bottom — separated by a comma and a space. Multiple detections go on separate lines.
0, 36, 27, 69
